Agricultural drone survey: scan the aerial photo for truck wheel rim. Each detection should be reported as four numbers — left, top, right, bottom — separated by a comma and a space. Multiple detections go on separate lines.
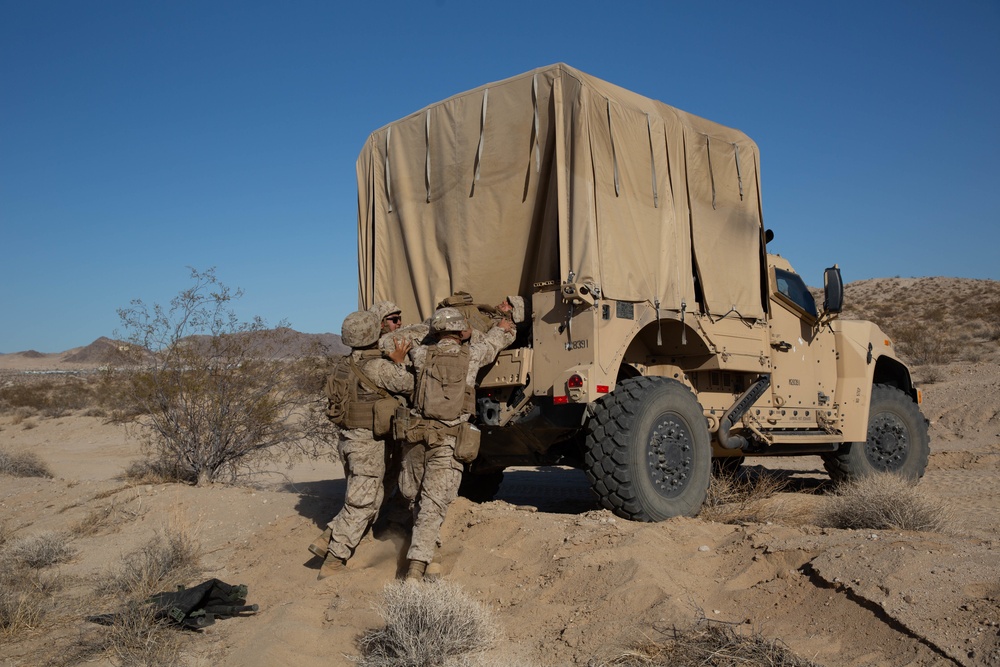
866, 412, 908, 471
645, 413, 693, 499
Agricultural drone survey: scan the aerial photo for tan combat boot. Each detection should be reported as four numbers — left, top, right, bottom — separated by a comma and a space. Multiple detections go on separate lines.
308, 528, 332, 559
424, 561, 442, 582
317, 553, 347, 580
404, 559, 427, 582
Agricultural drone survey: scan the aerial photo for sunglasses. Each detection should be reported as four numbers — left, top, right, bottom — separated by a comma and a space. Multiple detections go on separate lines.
385, 315, 402, 323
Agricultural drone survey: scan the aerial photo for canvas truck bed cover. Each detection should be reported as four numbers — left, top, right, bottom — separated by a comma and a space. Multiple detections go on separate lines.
357, 63, 766, 323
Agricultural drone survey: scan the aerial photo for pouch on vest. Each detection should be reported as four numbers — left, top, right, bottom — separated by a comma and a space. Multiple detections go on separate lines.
394, 406, 427, 444
416, 347, 470, 421
342, 353, 393, 433
323, 358, 353, 427
454, 422, 482, 463
373, 396, 402, 438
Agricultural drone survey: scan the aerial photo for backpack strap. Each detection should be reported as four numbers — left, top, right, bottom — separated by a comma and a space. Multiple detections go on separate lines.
350, 355, 390, 399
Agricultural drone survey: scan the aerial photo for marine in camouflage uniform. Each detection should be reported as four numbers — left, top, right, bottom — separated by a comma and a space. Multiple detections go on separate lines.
398, 307, 514, 580
369, 300, 414, 528
311, 310, 413, 580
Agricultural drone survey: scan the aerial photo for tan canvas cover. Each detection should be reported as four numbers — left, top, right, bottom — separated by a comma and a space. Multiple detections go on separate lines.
357, 63, 765, 323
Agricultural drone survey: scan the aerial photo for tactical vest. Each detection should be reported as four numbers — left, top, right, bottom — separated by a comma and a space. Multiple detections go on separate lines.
437, 292, 503, 334
414, 344, 475, 421
324, 349, 387, 430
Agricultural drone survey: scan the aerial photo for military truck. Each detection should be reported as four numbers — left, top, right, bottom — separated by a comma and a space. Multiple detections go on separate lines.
355, 63, 929, 521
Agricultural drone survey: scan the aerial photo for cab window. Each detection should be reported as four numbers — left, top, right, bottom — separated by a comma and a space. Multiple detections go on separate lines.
774, 268, 817, 318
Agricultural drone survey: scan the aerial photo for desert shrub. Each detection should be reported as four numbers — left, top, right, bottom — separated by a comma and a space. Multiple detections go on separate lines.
700, 468, 786, 525
9, 406, 35, 424
122, 457, 198, 485
357, 581, 500, 667
0, 376, 106, 417
0, 565, 63, 639
2, 531, 76, 569
891, 324, 957, 366
916, 365, 943, 385
0, 449, 53, 478
593, 619, 818, 667
72, 497, 146, 538
820, 474, 949, 532
108, 268, 328, 486
76, 599, 182, 667
0, 533, 69, 638
100, 529, 200, 600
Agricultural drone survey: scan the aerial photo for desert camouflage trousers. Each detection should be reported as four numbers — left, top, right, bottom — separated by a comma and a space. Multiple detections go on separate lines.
326, 429, 385, 561
398, 434, 463, 564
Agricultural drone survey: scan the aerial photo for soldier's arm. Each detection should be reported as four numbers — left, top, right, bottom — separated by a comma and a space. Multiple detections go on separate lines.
367, 358, 415, 396
471, 319, 515, 370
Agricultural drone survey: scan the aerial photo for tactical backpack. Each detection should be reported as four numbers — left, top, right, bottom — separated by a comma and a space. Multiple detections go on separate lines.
415, 345, 474, 421
438, 291, 502, 334
324, 350, 398, 436
88, 578, 257, 630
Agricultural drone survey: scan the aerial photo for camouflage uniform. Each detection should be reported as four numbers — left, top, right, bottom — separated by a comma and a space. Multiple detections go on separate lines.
326, 351, 412, 561
315, 310, 412, 578
399, 315, 514, 566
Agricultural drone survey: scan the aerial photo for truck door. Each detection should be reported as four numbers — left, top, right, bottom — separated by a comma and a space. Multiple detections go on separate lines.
766, 267, 836, 428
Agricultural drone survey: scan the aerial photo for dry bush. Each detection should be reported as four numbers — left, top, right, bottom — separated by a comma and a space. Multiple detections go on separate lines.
593, 619, 818, 667
820, 473, 950, 532
100, 529, 201, 599
122, 457, 198, 485
2, 531, 76, 569
72, 496, 146, 538
0, 376, 107, 418
76, 599, 183, 667
50, 526, 198, 667
357, 581, 500, 667
891, 324, 957, 366
0, 565, 63, 639
0, 448, 54, 478
700, 469, 787, 525
916, 365, 944, 385
9, 406, 35, 424
110, 268, 327, 486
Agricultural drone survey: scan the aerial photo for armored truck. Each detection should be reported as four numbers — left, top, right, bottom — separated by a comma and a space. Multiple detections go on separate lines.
355, 63, 929, 521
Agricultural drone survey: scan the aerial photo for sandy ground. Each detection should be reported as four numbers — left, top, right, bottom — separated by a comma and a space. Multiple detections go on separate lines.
1, 361, 999, 666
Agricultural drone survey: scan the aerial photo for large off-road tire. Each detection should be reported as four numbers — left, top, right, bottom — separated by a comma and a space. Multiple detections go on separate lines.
458, 470, 505, 503
822, 384, 930, 483
584, 377, 712, 521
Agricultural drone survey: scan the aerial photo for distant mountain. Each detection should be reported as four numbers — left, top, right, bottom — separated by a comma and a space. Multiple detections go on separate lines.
176, 328, 348, 359
63, 337, 122, 364
0, 329, 347, 370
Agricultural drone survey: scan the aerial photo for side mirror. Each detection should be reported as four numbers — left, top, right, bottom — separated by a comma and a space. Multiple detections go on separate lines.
823, 265, 843, 314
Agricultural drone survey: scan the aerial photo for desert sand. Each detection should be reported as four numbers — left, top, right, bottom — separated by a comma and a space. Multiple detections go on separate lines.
1, 349, 998, 666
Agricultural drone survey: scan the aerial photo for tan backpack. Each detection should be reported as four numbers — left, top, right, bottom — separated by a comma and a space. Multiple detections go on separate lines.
415, 345, 474, 421
324, 350, 395, 434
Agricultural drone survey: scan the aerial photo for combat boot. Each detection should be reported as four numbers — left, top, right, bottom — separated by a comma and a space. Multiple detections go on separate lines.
308, 528, 332, 559
404, 559, 427, 582
317, 553, 347, 580
424, 561, 442, 582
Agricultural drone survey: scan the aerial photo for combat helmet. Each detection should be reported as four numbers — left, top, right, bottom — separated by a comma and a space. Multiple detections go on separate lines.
430, 307, 469, 333
341, 310, 380, 348
369, 300, 401, 323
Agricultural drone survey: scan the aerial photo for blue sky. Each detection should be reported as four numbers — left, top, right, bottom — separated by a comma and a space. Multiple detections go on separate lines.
2, 1, 998, 353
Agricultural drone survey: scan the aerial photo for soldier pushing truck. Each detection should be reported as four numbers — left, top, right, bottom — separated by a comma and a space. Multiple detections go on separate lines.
314, 63, 929, 582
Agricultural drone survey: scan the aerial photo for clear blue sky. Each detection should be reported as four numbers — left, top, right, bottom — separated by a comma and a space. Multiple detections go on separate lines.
2, 1, 998, 353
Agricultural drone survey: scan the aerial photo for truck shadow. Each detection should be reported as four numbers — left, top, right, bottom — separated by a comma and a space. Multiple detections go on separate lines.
495, 466, 601, 514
